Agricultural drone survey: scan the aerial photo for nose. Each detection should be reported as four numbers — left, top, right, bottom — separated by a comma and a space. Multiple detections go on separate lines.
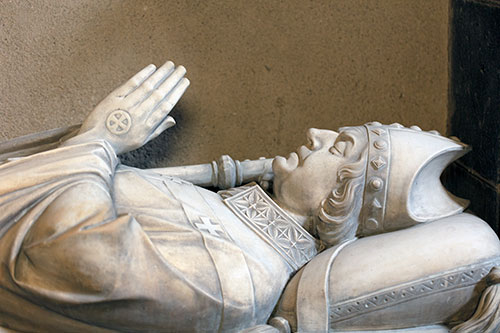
307, 128, 339, 149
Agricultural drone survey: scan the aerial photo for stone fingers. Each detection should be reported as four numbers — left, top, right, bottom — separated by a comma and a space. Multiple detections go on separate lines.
146, 77, 190, 128
125, 61, 176, 106
113, 64, 157, 98
145, 116, 177, 143
140, 65, 187, 113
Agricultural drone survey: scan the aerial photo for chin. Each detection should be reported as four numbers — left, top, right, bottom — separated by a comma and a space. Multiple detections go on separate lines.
271, 156, 292, 196
272, 156, 287, 176
273, 153, 299, 175
271, 170, 287, 210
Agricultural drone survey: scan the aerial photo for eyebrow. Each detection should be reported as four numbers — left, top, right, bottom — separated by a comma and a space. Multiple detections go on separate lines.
334, 131, 358, 156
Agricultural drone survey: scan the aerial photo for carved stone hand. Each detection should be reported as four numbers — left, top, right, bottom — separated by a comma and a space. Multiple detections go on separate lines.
66, 61, 189, 154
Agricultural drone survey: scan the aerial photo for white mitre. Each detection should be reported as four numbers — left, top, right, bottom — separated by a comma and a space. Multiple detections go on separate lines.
355, 122, 470, 236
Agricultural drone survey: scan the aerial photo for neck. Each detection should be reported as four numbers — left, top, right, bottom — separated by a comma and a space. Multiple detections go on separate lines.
274, 200, 309, 228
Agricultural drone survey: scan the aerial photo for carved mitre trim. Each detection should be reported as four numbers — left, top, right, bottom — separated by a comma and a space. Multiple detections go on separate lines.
359, 122, 470, 236
359, 124, 392, 236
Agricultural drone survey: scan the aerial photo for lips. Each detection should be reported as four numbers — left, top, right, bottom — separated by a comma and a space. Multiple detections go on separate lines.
287, 152, 299, 167
297, 145, 312, 162
273, 152, 299, 174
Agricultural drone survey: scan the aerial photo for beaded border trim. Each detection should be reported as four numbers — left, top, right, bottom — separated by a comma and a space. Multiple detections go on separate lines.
330, 257, 500, 323
359, 124, 391, 235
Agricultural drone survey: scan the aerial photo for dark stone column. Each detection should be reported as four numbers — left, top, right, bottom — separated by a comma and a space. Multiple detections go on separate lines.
446, 0, 500, 232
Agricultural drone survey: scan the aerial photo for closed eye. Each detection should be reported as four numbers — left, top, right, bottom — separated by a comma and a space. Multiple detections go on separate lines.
330, 141, 346, 156
330, 133, 356, 157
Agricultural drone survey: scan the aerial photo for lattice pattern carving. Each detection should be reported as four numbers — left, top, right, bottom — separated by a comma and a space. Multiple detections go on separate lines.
223, 185, 317, 270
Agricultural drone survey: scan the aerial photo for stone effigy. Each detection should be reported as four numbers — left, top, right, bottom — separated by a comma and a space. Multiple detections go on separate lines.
0, 62, 498, 333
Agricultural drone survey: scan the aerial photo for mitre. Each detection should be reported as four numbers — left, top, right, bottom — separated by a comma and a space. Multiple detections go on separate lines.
356, 122, 470, 237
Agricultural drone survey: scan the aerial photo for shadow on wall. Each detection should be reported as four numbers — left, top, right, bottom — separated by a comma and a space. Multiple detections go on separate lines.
1, 1, 449, 168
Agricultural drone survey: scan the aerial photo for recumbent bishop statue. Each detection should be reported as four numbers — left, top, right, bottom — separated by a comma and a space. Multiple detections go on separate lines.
0, 62, 499, 333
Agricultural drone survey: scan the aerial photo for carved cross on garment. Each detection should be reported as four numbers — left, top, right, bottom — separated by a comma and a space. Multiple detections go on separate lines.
195, 217, 223, 237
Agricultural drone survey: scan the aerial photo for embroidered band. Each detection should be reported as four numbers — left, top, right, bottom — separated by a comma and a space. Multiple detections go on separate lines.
223, 185, 317, 270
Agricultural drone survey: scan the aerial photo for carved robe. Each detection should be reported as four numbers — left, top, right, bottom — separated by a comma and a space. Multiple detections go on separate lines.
0, 141, 316, 332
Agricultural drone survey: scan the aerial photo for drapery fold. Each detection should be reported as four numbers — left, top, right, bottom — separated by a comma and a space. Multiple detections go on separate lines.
0, 141, 224, 332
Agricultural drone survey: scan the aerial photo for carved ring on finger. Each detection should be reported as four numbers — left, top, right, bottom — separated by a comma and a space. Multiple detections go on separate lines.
106, 110, 132, 135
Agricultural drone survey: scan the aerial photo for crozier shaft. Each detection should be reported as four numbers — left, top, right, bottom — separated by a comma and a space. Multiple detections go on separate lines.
150, 155, 274, 189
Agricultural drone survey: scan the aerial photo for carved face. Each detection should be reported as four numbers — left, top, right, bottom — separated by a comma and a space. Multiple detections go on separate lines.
273, 127, 365, 216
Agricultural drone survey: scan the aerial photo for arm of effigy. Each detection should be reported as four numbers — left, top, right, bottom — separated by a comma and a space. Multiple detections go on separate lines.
0, 130, 201, 331
0, 138, 173, 330
64, 61, 189, 155
0, 64, 197, 331
0, 62, 189, 165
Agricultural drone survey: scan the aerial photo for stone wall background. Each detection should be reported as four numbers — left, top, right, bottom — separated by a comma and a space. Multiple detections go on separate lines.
0, 0, 449, 167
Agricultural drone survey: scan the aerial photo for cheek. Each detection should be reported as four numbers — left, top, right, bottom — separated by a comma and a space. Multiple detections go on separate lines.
281, 161, 338, 214
303, 152, 338, 181
275, 170, 318, 214
301, 157, 339, 204
308, 171, 337, 204
273, 151, 341, 214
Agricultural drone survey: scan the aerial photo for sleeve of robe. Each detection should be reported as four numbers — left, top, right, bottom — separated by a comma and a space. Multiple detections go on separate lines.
0, 140, 203, 331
